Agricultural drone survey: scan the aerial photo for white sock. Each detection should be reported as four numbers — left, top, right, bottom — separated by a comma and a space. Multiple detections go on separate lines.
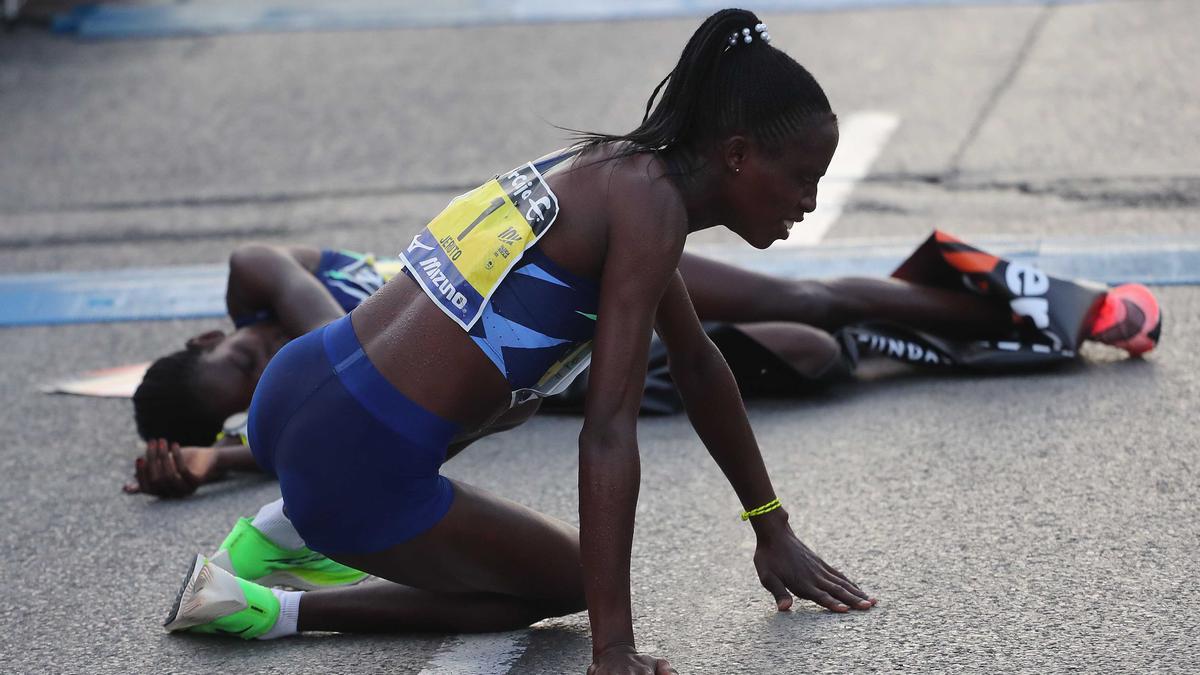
250, 498, 307, 551
258, 589, 303, 640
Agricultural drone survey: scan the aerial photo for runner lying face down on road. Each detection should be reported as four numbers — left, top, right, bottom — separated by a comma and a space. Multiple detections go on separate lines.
127, 239, 1160, 497
124, 240, 1013, 496
162, 11, 875, 671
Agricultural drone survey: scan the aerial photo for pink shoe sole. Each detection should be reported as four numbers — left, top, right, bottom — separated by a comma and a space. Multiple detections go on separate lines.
1090, 283, 1162, 356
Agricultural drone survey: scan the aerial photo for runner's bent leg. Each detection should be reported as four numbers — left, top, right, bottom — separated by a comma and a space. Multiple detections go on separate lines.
299, 581, 576, 633
735, 323, 841, 378
303, 479, 584, 633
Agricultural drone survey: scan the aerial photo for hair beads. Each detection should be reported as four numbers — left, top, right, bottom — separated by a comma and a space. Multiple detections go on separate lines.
727, 22, 770, 49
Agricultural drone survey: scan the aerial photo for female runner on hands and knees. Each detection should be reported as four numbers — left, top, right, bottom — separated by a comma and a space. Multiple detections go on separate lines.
555, 11, 875, 672
165, 9, 874, 674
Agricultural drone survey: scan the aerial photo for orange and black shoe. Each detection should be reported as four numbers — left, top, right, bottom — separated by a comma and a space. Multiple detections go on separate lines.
1088, 283, 1162, 356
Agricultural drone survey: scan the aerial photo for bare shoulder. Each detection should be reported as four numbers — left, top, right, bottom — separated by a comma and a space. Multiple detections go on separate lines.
542, 146, 687, 280
570, 147, 689, 254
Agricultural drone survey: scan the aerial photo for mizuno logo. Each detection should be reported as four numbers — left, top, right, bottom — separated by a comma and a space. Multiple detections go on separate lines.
406, 234, 434, 254
418, 258, 468, 310
575, 311, 597, 321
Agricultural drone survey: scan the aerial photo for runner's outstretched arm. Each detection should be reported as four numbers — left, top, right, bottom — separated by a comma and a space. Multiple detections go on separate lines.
655, 270, 876, 613
576, 169, 686, 674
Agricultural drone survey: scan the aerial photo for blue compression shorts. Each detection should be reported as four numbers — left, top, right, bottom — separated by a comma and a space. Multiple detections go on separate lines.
247, 314, 460, 554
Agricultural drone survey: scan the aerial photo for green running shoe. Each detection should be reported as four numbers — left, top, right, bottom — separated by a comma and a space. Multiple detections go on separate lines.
164, 554, 279, 639
210, 517, 368, 591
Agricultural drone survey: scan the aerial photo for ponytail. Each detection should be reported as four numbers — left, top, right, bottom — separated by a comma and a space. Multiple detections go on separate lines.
575, 8, 833, 166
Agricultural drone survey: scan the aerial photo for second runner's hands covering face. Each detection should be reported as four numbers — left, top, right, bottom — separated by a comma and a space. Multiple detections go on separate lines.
123, 439, 221, 498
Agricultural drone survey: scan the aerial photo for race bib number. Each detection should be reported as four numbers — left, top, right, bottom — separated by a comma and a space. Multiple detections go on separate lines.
400, 162, 560, 329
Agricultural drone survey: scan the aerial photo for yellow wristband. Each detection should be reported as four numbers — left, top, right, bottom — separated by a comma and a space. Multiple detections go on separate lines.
740, 498, 781, 521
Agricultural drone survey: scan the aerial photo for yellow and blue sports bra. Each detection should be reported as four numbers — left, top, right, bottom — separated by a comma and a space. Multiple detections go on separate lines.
400, 149, 599, 405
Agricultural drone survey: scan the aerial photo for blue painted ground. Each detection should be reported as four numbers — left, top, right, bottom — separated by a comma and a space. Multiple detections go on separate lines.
2, 237, 1195, 326
53, 0, 1106, 39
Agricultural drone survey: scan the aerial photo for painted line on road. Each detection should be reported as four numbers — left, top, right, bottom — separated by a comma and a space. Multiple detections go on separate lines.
777, 111, 900, 248
418, 632, 529, 675
0, 264, 227, 327
3, 237, 1198, 327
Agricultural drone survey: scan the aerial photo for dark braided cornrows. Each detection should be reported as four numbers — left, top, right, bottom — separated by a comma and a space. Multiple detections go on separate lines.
577, 8, 834, 165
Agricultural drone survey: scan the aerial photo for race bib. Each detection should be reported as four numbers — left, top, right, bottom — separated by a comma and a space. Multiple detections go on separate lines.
400, 162, 560, 330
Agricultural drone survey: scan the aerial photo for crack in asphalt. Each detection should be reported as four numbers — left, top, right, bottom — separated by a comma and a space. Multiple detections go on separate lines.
0, 182, 474, 217
946, 3, 1055, 175
848, 173, 1200, 214
0, 217, 409, 250
980, 175, 1200, 208
3, 173, 1193, 249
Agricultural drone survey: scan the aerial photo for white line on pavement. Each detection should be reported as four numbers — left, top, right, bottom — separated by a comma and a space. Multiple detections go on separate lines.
418, 632, 529, 675
777, 111, 900, 248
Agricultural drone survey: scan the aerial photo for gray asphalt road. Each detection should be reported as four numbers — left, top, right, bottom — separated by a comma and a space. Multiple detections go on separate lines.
1, 1, 1197, 673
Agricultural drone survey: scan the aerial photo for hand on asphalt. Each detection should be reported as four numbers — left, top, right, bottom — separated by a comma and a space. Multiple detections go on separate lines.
587, 644, 677, 675
754, 531, 877, 613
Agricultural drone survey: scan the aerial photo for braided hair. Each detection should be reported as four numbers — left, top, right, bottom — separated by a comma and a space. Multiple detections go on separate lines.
577, 8, 833, 166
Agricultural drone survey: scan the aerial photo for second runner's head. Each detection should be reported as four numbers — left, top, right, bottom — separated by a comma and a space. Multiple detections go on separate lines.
583, 8, 838, 248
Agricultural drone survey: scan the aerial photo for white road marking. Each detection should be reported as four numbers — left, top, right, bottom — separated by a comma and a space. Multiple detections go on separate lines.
777, 111, 901, 248
418, 632, 529, 675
